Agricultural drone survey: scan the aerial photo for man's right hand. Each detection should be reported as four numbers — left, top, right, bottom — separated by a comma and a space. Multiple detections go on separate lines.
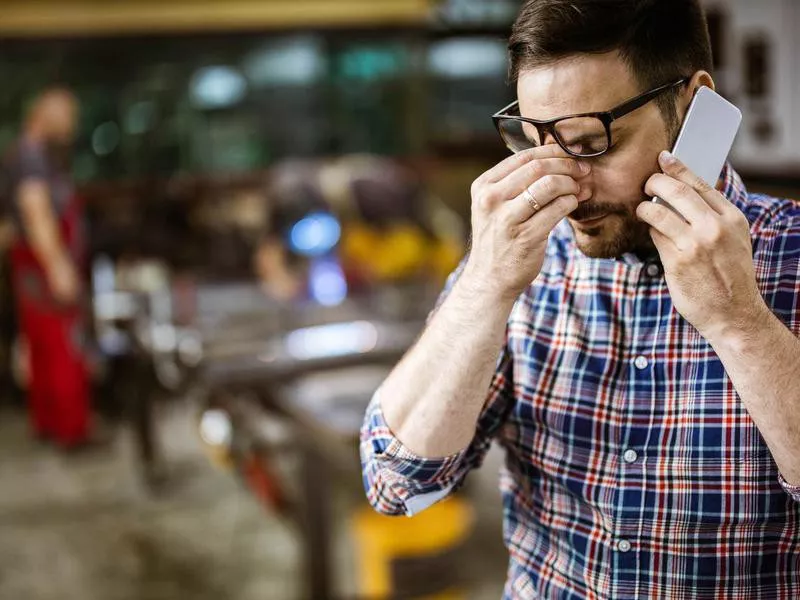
463, 145, 592, 301
47, 256, 80, 306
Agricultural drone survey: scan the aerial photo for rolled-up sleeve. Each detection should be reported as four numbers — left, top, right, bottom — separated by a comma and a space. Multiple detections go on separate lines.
359, 258, 515, 515
359, 342, 514, 516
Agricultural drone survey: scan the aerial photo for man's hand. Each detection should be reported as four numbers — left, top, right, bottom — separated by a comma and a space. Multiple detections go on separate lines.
637, 150, 770, 341
47, 256, 80, 306
464, 145, 592, 301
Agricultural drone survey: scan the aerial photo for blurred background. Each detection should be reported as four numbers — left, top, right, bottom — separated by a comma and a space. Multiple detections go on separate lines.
0, 1, 797, 599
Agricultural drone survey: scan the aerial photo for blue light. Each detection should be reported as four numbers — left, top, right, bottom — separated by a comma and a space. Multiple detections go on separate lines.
309, 258, 347, 307
190, 66, 248, 109
289, 212, 341, 257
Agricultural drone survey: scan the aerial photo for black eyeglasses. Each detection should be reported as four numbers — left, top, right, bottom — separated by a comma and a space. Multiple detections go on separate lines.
492, 77, 690, 158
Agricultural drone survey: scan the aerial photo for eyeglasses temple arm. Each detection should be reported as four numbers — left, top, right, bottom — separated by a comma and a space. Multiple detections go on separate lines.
608, 78, 689, 120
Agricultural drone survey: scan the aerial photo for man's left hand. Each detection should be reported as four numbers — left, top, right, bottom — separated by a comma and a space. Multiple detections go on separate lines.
636, 150, 769, 342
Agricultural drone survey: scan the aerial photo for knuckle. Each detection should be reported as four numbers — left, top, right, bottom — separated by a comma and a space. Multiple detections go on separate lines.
472, 183, 501, 212
704, 223, 723, 244
672, 181, 692, 198
475, 195, 492, 212
684, 239, 701, 257
485, 186, 504, 204
470, 177, 485, 198
507, 221, 523, 240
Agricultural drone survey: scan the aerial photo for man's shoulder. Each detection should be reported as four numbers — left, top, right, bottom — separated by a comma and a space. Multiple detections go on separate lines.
744, 192, 800, 237
745, 192, 800, 279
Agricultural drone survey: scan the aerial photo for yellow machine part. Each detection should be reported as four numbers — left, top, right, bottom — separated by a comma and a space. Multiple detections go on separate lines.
352, 496, 474, 599
341, 222, 461, 283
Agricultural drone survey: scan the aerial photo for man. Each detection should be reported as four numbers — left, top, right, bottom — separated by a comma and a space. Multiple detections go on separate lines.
4, 88, 91, 450
360, 1, 800, 598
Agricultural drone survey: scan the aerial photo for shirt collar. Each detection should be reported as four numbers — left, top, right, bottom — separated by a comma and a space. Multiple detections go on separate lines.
717, 161, 749, 214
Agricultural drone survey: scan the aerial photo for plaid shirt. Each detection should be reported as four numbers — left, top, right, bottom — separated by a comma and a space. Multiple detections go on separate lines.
360, 164, 800, 599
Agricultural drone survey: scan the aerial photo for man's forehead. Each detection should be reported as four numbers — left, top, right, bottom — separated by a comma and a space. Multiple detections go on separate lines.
517, 52, 639, 120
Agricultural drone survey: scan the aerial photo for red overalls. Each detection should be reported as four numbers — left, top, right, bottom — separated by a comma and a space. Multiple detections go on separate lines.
10, 193, 89, 447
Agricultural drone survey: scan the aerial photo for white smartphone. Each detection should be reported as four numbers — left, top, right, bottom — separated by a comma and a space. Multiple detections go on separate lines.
653, 85, 742, 212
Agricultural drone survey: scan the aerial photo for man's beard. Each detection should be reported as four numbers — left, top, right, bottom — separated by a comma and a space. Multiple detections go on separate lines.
567, 195, 655, 259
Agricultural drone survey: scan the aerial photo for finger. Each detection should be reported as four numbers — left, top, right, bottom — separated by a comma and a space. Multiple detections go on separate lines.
519, 193, 580, 236
645, 172, 714, 225
636, 198, 690, 245
649, 227, 678, 258
496, 157, 591, 201
657, 150, 731, 215
483, 144, 572, 183
504, 174, 581, 223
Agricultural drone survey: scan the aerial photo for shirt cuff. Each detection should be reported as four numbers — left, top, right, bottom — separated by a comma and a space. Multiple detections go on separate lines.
777, 472, 800, 502
369, 400, 466, 485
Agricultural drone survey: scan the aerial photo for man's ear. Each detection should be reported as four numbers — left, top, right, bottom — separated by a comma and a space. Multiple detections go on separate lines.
676, 70, 716, 117
688, 70, 715, 94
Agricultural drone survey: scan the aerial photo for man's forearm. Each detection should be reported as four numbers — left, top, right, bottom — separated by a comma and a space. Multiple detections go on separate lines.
379, 271, 516, 459
705, 304, 800, 484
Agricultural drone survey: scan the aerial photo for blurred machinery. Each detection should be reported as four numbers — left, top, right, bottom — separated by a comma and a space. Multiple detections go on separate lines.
255, 155, 463, 301
91, 256, 203, 486
86, 155, 469, 597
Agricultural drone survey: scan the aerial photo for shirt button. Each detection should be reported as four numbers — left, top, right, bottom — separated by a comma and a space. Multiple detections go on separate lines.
623, 448, 639, 464
645, 262, 662, 277
634, 355, 649, 370
618, 539, 632, 553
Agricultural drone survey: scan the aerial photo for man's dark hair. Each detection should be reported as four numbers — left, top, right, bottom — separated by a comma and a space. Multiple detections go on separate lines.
508, 0, 713, 132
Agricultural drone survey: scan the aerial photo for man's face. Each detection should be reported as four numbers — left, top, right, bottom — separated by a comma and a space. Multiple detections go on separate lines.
517, 52, 681, 258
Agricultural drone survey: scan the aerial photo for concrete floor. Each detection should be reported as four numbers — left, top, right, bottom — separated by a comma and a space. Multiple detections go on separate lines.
0, 400, 508, 600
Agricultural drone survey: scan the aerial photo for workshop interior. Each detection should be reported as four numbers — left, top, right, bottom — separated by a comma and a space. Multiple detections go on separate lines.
0, 1, 798, 599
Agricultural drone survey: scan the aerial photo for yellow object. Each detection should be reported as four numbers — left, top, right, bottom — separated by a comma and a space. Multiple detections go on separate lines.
0, 0, 430, 37
201, 442, 235, 472
340, 223, 381, 272
430, 238, 463, 282
352, 496, 474, 599
373, 225, 430, 281
341, 222, 435, 282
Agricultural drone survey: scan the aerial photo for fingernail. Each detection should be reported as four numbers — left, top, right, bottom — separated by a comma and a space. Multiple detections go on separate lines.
660, 150, 676, 166
579, 161, 591, 174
